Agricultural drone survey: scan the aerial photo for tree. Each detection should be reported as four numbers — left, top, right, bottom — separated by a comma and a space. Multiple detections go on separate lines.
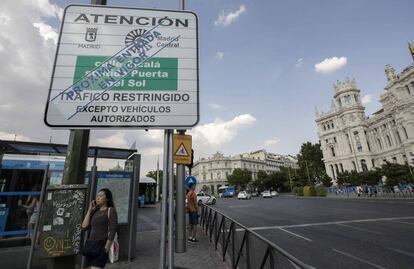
227, 168, 252, 190
252, 170, 269, 191
320, 173, 333, 187
147, 170, 163, 199
269, 171, 288, 192
297, 142, 326, 184
379, 162, 411, 187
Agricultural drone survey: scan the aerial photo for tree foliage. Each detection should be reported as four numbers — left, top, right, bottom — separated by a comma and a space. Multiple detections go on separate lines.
227, 168, 252, 189
297, 142, 326, 184
380, 162, 412, 186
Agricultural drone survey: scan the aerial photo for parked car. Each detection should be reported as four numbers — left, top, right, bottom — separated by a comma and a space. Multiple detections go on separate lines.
262, 190, 272, 198
237, 191, 252, 200
196, 192, 217, 205
271, 191, 279, 197
251, 192, 259, 197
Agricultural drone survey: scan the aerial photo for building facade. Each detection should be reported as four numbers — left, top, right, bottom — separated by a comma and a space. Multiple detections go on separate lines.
315, 63, 414, 182
192, 150, 298, 194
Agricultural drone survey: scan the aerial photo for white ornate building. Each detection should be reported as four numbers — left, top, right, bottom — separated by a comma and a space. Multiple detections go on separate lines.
315, 63, 414, 182
192, 150, 298, 194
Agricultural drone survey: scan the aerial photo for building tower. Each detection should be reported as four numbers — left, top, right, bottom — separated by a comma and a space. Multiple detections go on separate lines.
316, 78, 372, 181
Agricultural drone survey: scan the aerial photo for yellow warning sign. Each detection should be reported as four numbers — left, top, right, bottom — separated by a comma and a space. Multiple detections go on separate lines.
173, 134, 192, 164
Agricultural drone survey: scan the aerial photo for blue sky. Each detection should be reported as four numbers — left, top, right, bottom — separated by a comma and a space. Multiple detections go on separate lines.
0, 0, 413, 173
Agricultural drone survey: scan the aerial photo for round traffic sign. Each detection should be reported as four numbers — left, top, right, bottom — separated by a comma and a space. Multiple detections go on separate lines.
185, 176, 197, 190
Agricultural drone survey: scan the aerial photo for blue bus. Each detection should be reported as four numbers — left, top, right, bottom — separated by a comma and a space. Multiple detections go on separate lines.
218, 186, 235, 198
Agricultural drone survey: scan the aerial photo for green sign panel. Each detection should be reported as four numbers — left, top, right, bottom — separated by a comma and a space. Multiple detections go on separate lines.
74, 56, 178, 91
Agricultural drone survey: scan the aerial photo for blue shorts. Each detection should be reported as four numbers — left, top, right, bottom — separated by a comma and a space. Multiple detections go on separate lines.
189, 212, 199, 225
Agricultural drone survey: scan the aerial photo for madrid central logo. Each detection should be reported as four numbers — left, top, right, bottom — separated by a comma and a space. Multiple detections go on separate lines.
125, 28, 153, 50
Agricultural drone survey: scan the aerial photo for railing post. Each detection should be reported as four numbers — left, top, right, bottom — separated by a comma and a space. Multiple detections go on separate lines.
231, 222, 235, 269
235, 231, 247, 268
222, 217, 226, 261
259, 247, 270, 269
269, 247, 275, 269
210, 212, 217, 241
215, 216, 223, 251
246, 232, 251, 269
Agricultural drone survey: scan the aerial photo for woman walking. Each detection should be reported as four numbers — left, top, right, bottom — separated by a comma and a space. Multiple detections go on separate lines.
82, 188, 118, 269
19, 194, 39, 238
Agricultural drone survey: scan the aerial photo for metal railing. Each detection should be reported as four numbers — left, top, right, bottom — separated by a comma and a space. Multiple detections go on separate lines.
200, 205, 315, 269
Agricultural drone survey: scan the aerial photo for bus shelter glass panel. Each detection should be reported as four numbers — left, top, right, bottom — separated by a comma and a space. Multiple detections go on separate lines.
95, 172, 132, 224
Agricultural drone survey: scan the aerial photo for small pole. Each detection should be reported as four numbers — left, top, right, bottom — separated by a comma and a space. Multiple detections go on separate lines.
167, 130, 174, 269
305, 161, 311, 185
156, 155, 160, 202
175, 130, 186, 253
160, 130, 169, 269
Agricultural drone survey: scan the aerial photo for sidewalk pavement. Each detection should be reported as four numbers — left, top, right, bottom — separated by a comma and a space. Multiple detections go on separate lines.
107, 206, 229, 269
326, 192, 414, 199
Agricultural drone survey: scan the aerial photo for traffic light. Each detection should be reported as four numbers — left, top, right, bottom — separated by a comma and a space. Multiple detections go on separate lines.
186, 149, 194, 174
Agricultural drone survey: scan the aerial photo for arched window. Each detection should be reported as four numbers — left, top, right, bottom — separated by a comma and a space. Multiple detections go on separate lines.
386, 135, 392, 147
352, 161, 357, 171
335, 164, 339, 175
361, 159, 368, 172
377, 139, 382, 150
396, 131, 402, 144
330, 165, 335, 179
331, 147, 336, 157
340, 163, 344, 173
402, 127, 409, 139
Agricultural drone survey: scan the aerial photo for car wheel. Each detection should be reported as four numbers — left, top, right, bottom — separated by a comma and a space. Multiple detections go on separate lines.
198, 200, 202, 206
212, 199, 216, 205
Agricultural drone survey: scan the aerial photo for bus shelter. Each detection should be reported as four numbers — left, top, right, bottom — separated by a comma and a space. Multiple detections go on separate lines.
0, 139, 138, 258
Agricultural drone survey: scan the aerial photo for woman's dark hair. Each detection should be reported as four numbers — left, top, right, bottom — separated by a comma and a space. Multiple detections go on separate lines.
98, 188, 115, 208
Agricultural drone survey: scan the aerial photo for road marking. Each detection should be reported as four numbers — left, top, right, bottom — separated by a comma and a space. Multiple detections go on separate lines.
250, 216, 414, 231
332, 249, 386, 269
387, 247, 414, 258
336, 223, 386, 235
278, 228, 313, 242
228, 205, 253, 209
389, 220, 414, 226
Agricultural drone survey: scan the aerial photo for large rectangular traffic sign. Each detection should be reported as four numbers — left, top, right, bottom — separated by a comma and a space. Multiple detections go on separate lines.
44, 5, 199, 128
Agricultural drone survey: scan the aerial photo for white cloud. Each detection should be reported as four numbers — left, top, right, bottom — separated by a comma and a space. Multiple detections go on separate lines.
0, 13, 11, 25
361, 94, 373, 105
96, 132, 129, 148
264, 137, 281, 146
296, 58, 304, 67
0, 131, 31, 141
0, 0, 60, 142
216, 51, 224, 59
214, 5, 246, 27
33, 22, 58, 44
314, 56, 347, 74
30, 0, 63, 19
189, 114, 256, 147
209, 103, 222, 109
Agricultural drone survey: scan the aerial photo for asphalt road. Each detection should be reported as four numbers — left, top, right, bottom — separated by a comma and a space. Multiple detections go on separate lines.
211, 195, 414, 269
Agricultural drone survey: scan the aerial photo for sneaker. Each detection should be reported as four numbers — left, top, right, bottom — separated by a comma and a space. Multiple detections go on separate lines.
191, 238, 199, 243
188, 237, 193, 242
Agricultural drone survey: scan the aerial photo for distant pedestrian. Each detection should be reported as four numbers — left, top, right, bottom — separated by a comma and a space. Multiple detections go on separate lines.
19, 193, 39, 239
186, 183, 199, 243
82, 188, 118, 269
